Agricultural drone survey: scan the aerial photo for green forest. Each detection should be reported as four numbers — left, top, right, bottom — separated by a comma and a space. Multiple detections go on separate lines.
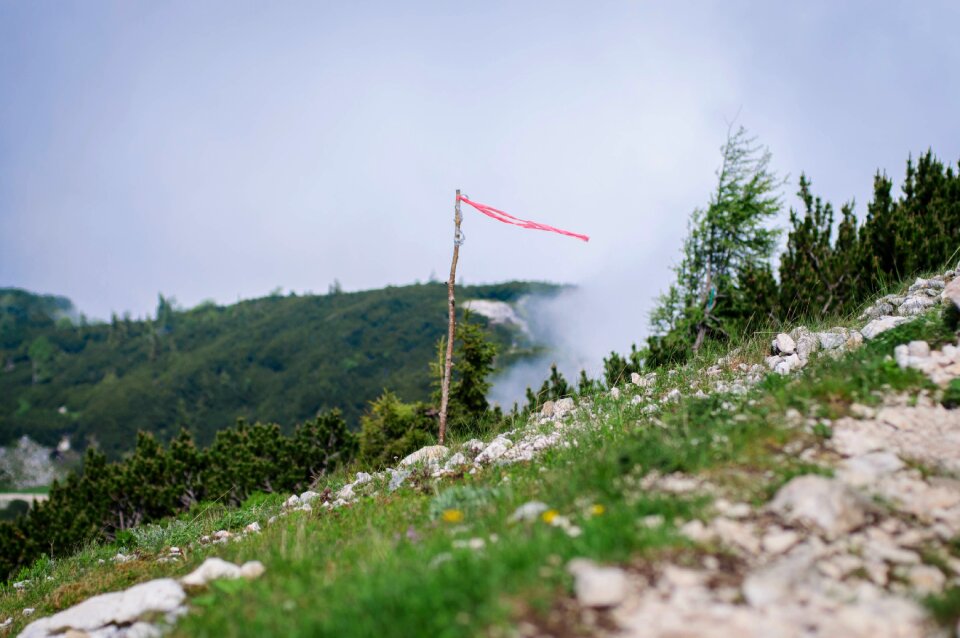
0, 281, 558, 459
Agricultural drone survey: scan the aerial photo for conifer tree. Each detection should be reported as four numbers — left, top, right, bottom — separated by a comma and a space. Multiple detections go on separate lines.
647, 126, 783, 366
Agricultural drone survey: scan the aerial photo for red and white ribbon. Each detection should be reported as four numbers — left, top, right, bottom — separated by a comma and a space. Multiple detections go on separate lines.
457, 195, 589, 242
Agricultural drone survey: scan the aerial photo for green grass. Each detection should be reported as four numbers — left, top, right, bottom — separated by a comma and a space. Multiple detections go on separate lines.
2, 281, 955, 637
925, 587, 960, 627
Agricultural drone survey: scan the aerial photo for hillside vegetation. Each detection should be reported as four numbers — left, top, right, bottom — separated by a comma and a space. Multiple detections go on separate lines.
4, 270, 959, 638
0, 282, 557, 459
3, 137, 960, 637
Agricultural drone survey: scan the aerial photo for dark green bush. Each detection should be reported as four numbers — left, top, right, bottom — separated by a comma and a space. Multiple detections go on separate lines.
0, 411, 356, 580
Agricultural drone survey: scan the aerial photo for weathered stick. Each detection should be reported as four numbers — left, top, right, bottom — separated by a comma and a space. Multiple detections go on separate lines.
438, 189, 462, 445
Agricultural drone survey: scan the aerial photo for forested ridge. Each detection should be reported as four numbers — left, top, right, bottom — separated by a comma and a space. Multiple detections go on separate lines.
0, 281, 558, 459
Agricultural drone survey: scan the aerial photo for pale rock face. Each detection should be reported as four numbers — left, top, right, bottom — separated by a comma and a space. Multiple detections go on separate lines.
567, 559, 627, 608
898, 296, 937, 316
19, 579, 185, 638
460, 299, 528, 333
399, 445, 449, 467
769, 475, 867, 539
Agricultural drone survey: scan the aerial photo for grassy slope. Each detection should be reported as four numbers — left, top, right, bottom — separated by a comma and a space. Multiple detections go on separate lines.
2, 290, 958, 637
0, 282, 556, 459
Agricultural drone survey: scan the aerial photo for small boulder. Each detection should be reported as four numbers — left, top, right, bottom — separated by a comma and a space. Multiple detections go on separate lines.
769, 475, 867, 539
299, 490, 320, 505
943, 278, 960, 328
555, 397, 576, 416
387, 468, 411, 492
443, 452, 467, 470
239, 561, 266, 580
817, 331, 848, 350
898, 295, 937, 316
796, 332, 820, 361
943, 277, 960, 309
19, 579, 185, 638
907, 340, 931, 359
567, 559, 627, 608
861, 316, 911, 340
772, 333, 796, 355
181, 557, 242, 587
475, 438, 512, 464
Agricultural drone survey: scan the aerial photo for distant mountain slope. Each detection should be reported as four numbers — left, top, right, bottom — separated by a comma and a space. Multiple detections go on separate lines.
0, 282, 559, 458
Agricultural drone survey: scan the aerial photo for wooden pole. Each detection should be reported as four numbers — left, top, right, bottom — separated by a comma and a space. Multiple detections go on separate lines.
438, 189, 462, 445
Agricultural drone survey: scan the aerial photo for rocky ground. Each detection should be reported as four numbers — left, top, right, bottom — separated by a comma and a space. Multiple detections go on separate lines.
7, 269, 960, 638
560, 272, 960, 638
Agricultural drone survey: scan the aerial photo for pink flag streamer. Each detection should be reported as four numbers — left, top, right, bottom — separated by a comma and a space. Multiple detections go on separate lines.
457, 195, 589, 242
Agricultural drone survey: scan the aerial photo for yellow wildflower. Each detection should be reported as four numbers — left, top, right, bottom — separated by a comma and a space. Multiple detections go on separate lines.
442, 509, 464, 523
590, 504, 605, 516
541, 509, 559, 524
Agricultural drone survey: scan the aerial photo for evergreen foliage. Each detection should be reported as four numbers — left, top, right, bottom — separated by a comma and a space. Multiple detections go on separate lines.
602, 345, 644, 388
0, 282, 554, 459
358, 392, 436, 468
0, 412, 356, 579
646, 126, 783, 366
779, 176, 863, 319
781, 151, 960, 320
523, 364, 572, 411
609, 146, 958, 376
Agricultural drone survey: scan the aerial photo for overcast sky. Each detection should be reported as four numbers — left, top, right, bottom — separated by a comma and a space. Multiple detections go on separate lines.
2, 1, 959, 330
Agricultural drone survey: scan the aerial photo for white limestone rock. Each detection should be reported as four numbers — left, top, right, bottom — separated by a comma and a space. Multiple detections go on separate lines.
180, 557, 242, 587
943, 277, 960, 313
239, 560, 266, 580
508, 501, 549, 523
298, 490, 320, 505
555, 397, 576, 416
769, 475, 867, 539
861, 316, 912, 340
567, 559, 627, 608
898, 295, 937, 316
19, 579, 185, 638
399, 445, 449, 467
772, 333, 796, 355
475, 438, 512, 464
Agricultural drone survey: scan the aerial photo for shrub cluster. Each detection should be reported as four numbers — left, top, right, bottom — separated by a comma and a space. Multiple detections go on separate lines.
641, 130, 960, 368
0, 412, 356, 579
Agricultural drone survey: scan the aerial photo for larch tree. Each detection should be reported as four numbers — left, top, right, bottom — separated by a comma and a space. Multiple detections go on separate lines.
646, 126, 783, 367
